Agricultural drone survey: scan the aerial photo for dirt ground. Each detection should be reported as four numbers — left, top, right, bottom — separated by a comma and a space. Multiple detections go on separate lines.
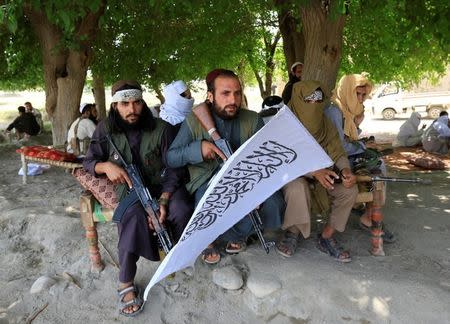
0, 128, 449, 323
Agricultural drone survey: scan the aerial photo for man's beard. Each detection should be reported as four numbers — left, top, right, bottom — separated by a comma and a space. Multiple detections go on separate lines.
89, 115, 98, 125
211, 101, 239, 120
116, 112, 142, 131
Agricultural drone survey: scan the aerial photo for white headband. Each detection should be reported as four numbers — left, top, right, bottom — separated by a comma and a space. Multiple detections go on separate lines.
111, 89, 143, 102
263, 101, 284, 110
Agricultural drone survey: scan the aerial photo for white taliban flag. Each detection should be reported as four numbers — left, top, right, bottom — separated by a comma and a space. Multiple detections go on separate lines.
144, 106, 333, 300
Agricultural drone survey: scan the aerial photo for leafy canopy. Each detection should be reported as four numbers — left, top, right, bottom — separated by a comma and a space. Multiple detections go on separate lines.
341, 0, 450, 86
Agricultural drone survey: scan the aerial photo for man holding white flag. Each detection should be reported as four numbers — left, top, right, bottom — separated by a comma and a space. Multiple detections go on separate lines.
166, 69, 285, 264
143, 79, 335, 302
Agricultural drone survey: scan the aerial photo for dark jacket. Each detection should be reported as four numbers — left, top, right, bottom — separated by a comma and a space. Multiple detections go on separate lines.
7, 112, 40, 135
281, 74, 301, 104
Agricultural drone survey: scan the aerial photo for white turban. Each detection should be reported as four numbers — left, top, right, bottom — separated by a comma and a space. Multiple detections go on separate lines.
159, 80, 194, 126
79, 102, 90, 113
291, 61, 303, 73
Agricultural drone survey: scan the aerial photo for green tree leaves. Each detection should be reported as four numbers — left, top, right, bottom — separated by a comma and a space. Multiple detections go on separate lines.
341, 0, 450, 86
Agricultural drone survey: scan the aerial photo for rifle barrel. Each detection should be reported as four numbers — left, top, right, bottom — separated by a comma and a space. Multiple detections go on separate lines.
107, 135, 173, 254
356, 175, 431, 184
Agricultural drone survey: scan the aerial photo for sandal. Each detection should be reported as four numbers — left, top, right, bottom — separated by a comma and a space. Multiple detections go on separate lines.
118, 285, 144, 317
359, 221, 397, 244
317, 234, 352, 263
201, 245, 221, 265
276, 231, 299, 258
225, 240, 247, 254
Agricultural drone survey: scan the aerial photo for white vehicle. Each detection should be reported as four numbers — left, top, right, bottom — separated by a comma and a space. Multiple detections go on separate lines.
367, 83, 450, 120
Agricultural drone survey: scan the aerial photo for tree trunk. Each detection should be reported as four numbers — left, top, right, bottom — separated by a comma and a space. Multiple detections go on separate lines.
92, 73, 106, 120
52, 51, 89, 145
276, 1, 306, 72
154, 86, 165, 104
24, 4, 105, 145
237, 59, 247, 91
300, 1, 346, 96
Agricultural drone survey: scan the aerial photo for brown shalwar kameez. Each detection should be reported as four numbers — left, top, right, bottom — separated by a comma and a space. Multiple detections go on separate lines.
283, 81, 358, 236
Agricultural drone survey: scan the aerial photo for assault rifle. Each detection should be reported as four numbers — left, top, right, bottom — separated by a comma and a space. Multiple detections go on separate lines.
106, 135, 173, 254
193, 103, 272, 254
356, 175, 432, 184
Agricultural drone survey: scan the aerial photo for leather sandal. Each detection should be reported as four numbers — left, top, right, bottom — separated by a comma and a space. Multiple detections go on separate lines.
118, 285, 144, 317
276, 231, 299, 258
317, 234, 352, 263
225, 240, 247, 254
201, 246, 221, 265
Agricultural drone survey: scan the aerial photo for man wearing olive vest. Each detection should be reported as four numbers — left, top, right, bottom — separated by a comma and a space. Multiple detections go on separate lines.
83, 80, 192, 317
167, 69, 284, 265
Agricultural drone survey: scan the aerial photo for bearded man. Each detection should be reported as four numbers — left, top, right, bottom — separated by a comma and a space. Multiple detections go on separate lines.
83, 80, 193, 317
167, 69, 284, 265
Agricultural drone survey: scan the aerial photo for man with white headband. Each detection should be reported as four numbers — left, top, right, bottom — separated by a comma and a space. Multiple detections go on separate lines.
282, 61, 303, 104
83, 80, 193, 317
159, 80, 194, 127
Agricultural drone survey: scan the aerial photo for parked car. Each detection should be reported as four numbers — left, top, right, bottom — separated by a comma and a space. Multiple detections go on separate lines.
367, 83, 450, 120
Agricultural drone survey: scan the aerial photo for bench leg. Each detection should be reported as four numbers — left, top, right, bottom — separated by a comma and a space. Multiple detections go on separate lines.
21, 153, 27, 185
369, 183, 385, 256
85, 226, 104, 272
80, 191, 105, 272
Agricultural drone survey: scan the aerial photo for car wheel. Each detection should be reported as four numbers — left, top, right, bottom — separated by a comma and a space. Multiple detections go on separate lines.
427, 107, 441, 119
382, 108, 396, 120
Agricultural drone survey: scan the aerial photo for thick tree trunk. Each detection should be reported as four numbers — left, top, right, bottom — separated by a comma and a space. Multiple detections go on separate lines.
52, 52, 89, 145
300, 1, 346, 96
92, 74, 106, 120
276, 0, 306, 72
24, 4, 105, 145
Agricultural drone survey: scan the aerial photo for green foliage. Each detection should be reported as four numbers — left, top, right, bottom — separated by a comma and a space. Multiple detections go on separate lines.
1, 0, 449, 96
341, 0, 450, 86
0, 2, 22, 33
91, 0, 257, 92
0, 16, 43, 90
0, 0, 104, 90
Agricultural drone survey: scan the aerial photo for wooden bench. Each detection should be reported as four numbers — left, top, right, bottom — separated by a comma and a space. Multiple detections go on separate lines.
20, 151, 387, 273
20, 153, 82, 185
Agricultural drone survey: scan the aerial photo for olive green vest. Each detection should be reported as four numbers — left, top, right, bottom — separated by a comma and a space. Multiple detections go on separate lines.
107, 119, 166, 200
185, 109, 259, 194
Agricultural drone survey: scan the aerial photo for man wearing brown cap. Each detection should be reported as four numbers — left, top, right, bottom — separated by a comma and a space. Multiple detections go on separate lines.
167, 69, 284, 264
83, 80, 193, 317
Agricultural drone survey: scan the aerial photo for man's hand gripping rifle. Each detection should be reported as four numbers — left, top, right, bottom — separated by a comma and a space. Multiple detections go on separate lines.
193, 103, 272, 254
107, 135, 173, 254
